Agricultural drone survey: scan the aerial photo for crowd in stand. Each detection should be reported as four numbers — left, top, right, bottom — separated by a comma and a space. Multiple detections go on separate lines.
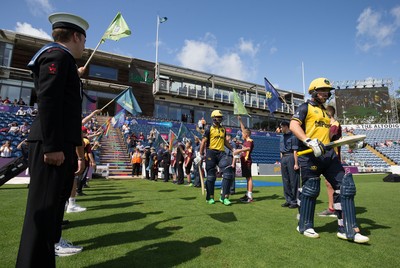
0, 96, 26, 106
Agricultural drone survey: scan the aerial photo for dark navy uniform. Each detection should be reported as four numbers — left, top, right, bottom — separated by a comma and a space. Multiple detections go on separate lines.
280, 131, 300, 206
17, 44, 83, 267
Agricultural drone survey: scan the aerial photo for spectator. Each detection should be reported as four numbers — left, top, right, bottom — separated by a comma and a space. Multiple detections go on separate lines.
131, 148, 142, 177
19, 122, 30, 136
16, 107, 26, 116
3, 97, 11, 104
8, 122, 20, 134
0, 140, 13, 157
138, 132, 145, 141
18, 98, 26, 106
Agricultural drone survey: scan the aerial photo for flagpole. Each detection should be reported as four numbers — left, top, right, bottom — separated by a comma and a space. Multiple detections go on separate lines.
83, 40, 102, 69
155, 16, 160, 90
302, 61, 306, 100
99, 87, 129, 111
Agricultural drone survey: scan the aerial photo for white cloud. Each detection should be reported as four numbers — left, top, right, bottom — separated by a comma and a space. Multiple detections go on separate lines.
15, 22, 52, 40
26, 0, 54, 16
356, 6, 400, 52
238, 38, 259, 57
269, 47, 278, 55
176, 35, 258, 81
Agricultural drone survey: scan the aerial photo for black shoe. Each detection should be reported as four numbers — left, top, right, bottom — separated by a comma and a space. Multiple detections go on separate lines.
288, 204, 298, 209
77, 192, 87, 196
62, 220, 70, 225
239, 195, 248, 202
83, 184, 90, 188
281, 202, 290, 207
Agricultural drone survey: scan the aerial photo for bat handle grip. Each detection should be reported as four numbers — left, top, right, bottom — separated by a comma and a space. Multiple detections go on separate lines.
297, 148, 313, 156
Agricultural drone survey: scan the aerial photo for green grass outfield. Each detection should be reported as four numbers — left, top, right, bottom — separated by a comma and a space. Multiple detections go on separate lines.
1, 174, 399, 267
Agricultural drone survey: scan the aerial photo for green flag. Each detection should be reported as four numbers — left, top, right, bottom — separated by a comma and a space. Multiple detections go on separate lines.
233, 89, 250, 116
102, 12, 131, 42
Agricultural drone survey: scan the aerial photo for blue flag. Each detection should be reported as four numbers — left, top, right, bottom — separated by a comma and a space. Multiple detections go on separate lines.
264, 77, 283, 113
111, 109, 125, 128
115, 87, 142, 115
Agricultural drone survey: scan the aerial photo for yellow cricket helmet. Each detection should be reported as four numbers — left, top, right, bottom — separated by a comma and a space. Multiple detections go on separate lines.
211, 109, 223, 118
308, 78, 334, 94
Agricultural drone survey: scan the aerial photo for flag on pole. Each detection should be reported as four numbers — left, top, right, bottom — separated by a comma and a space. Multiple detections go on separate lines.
159, 17, 168, 23
177, 122, 191, 141
168, 129, 177, 151
111, 109, 126, 128
102, 12, 131, 42
104, 118, 112, 137
115, 87, 142, 115
153, 129, 167, 149
233, 89, 250, 116
264, 77, 283, 113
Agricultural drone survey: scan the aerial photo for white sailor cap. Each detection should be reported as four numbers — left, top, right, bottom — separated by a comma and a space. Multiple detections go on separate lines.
49, 13, 89, 37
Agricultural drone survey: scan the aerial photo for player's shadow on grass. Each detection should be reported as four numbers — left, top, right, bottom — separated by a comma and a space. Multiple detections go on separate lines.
317, 207, 390, 237
78, 195, 131, 202
88, 201, 143, 211
83, 191, 131, 196
76, 217, 183, 251
180, 197, 197, 201
84, 236, 221, 267
209, 212, 237, 223
72, 211, 163, 227
159, 189, 176, 193
247, 194, 280, 202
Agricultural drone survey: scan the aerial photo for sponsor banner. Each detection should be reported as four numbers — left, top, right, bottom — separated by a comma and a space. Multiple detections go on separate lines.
343, 124, 400, 130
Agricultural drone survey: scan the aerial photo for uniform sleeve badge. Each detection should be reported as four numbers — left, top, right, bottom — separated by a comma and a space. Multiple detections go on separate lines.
48, 63, 57, 74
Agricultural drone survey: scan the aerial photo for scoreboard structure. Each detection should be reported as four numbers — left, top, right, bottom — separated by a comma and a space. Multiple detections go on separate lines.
332, 79, 398, 124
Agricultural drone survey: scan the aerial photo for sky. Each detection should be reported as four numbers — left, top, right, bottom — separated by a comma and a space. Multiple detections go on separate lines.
1, 0, 400, 94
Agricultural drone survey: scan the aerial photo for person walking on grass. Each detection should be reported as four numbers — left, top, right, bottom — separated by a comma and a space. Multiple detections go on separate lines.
290, 77, 368, 243
198, 110, 235, 205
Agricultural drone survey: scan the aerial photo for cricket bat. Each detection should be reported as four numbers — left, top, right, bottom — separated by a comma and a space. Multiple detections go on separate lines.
297, 135, 366, 156
198, 162, 205, 195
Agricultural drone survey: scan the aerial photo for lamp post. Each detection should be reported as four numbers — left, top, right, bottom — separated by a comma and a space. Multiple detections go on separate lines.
155, 16, 167, 93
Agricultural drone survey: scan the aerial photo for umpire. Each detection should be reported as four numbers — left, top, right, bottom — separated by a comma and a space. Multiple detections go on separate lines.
279, 121, 300, 209
16, 13, 89, 267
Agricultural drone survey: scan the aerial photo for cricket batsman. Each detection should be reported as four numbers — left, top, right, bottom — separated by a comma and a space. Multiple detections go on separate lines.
290, 77, 369, 243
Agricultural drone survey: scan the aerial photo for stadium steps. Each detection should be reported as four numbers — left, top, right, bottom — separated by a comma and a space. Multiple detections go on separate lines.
96, 116, 134, 179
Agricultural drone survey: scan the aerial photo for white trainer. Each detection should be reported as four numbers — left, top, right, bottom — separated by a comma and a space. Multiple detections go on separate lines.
55, 238, 83, 257
337, 232, 369, 244
66, 204, 87, 213
297, 226, 320, 238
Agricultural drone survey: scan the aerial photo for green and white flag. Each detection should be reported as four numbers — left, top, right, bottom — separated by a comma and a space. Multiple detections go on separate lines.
233, 89, 250, 116
102, 12, 131, 42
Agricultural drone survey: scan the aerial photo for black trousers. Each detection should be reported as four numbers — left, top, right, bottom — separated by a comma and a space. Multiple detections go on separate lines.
16, 142, 75, 268
163, 162, 170, 181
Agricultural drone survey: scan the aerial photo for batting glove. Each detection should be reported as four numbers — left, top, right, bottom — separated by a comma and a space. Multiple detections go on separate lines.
349, 140, 366, 150
304, 138, 325, 157
194, 155, 202, 165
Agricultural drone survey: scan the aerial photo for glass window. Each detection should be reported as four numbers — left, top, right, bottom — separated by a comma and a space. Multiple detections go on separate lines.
0, 42, 13, 67
154, 103, 168, 119
89, 64, 118, 80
